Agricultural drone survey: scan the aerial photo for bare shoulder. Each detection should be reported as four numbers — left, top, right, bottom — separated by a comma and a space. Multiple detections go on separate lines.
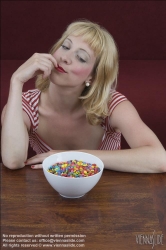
110, 100, 140, 129
109, 100, 162, 148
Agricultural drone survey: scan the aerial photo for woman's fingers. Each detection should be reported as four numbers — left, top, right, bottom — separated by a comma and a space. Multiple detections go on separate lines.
41, 53, 58, 67
25, 150, 64, 169
36, 56, 56, 77
32, 54, 56, 79
25, 154, 47, 170
31, 164, 43, 169
12, 53, 57, 83
25, 153, 48, 165
25, 150, 59, 165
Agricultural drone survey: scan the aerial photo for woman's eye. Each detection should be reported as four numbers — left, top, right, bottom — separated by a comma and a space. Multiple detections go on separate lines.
61, 45, 69, 50
77, 55, 86, 63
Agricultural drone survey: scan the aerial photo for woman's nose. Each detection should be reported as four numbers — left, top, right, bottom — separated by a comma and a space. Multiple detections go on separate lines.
61, 53, 72, 65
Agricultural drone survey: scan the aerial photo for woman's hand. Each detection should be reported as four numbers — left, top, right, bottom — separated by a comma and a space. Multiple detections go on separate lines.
11, 53, 57, 84
25, 150, 63, 169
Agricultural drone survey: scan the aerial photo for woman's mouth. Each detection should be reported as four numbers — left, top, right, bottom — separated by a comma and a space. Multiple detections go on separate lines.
55, 65, 67, 73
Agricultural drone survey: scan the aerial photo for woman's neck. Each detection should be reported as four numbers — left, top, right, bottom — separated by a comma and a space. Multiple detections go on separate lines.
42, 82, 85, 115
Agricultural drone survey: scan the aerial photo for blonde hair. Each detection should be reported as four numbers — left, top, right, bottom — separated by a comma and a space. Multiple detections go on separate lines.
35, 20, 119, 125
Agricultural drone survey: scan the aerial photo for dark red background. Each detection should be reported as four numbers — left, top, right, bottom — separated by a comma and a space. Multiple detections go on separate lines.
1, 1, 166, 159
1, 1, 166, 60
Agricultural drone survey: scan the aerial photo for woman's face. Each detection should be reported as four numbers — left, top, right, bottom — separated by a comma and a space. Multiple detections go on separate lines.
50, 35, 96, 88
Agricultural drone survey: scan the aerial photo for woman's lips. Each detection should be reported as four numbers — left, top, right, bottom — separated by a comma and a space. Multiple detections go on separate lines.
55, 65, 67, 73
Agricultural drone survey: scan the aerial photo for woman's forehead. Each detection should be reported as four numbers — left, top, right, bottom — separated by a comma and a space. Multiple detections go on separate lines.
65, 34, 101, 57
65, 35, 96, 55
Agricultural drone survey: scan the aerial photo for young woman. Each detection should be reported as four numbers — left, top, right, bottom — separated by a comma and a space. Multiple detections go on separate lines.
1, 20, 166, 172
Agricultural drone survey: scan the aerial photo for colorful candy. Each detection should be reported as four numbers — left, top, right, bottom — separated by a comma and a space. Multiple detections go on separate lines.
48, 160, 100, 178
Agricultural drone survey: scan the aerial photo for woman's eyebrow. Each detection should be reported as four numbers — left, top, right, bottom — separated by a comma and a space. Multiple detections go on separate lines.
66, 38, 72, 43
66, 38, 91, 58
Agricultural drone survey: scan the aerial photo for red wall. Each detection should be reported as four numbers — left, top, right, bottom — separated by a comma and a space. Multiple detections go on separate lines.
1, 1, 166, 60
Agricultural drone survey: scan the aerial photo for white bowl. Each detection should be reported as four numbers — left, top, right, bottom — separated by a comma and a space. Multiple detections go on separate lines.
43, 151, 104, 198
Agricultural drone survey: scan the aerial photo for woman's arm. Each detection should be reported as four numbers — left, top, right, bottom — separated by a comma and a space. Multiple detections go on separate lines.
95, 100, 166, 173
26, 101, 166, 173
1, 83, 30, 169
1, 53, 57, 169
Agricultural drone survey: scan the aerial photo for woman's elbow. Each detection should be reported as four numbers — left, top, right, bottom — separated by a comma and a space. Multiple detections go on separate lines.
2, 159, 25, 170
157, 150, 166, 173
160, 161, 166, 173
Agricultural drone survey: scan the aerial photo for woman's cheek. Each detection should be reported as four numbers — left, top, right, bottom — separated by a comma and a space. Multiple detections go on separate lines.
53, 51, 57, 58
71, 67, 92, 77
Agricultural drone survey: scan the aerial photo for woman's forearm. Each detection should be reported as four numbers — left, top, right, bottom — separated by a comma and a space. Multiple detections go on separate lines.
84, 146, 166, 173
25, 146, 166, 172
1, 79, 29, 169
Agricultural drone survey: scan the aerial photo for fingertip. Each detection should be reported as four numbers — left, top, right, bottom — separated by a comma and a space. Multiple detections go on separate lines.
53, 61, 57, 68
42, 73, 47, 79
31, 164, 43, 169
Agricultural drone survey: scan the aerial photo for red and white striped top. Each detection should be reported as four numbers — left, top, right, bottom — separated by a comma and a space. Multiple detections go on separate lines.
22, 89, 127, 154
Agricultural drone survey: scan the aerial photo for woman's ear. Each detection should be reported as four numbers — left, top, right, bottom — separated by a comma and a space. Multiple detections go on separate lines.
85, 80, 91, 87
86, 76, 93, 84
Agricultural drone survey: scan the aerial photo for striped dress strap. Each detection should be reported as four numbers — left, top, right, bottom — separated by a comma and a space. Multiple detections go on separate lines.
22, 89, 41, 130
109, 91, 127, 115
99, 91, 127, 150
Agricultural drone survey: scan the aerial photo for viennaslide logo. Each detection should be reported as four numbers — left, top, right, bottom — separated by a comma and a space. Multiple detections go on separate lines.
136, 230, 164, 249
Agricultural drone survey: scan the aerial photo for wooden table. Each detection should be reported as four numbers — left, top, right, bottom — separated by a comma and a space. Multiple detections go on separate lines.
1, 163, 166, 250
